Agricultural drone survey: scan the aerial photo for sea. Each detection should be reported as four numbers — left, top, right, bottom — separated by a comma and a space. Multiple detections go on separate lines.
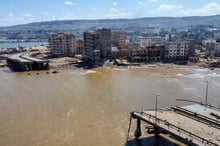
0, 66, 219, 146
0, 41, 48, 49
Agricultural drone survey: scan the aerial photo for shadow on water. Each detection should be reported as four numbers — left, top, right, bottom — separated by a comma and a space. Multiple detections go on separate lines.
125, 136, 179, 146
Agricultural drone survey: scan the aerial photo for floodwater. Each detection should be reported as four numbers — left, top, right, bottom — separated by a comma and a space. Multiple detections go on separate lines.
0, 66, 220, 146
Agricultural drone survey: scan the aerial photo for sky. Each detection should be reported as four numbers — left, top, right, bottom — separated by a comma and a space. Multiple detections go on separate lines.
1, 0, 220, 26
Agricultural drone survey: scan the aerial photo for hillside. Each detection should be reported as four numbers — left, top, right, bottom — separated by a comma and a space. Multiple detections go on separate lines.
1, 15, 220, 32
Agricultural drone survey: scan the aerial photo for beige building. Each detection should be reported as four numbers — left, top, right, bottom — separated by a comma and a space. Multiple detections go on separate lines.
76, 40, 84, 55
112, 31, 126, 48
49, 33, 76, 57
137, 36, 164, 48
165, 41, 189, 60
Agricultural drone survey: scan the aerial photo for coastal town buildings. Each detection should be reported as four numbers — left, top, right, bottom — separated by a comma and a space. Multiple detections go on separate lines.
48, 33, 76, 57
46, 28, 199, 64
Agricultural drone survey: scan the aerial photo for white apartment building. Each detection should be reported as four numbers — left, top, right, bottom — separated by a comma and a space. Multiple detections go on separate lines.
165, 41, 189, 60
137, 36, 164, 48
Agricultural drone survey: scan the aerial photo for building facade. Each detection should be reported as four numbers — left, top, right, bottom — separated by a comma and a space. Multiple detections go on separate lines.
83, 28, 112, 63
137, 36, 164, 48
49, 33, 76, 57
96, 28, 112, 58
214, 31, 220, 41
130, 46, 165, 62
76, 40, 84, 55
112, 31, 126, 48
165, 41, 189, 60
205, 41, 220, 57
83, 32, 100, 63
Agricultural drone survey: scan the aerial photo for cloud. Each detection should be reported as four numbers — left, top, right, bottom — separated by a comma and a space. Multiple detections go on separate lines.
138, 1, 144, 6
148, 4, 183, 16
179, 2, 220, 16
22, 13, 33, 17
148, 0, 158, 2
156, 4, 182, 11
105, 8, 133, 19
2, 13, 30, 26
65, 1, 75, 5
113, 2, 118, 6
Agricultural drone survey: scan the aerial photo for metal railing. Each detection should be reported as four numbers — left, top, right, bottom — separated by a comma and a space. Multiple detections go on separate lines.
132, 112, 218, 146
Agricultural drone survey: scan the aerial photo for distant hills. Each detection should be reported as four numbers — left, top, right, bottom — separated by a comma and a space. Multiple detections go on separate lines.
0, 15, 220, 40
1, 15, 220, 31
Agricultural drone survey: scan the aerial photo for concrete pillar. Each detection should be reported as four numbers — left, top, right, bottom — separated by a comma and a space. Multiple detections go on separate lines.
134, 118, 141, 139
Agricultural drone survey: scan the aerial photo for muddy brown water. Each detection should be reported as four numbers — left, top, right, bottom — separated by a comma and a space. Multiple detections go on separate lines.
0, 66, 219, 146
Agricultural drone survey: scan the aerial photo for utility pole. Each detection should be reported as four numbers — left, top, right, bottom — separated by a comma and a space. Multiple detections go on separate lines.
155, 94, 160, 124
205, 81, 208, 108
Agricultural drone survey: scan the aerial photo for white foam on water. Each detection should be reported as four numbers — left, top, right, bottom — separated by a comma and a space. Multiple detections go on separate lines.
112, 68, 127, 71
195, 68, 209, 72
174, 73, 204, 78
79, 70, 97, 75
176, 73, 184, 77
187, 73, 205, 78
208, 72, 220, 77
66, 109, 74, 118
69, 70, 97, 75
175, 72, 220, 79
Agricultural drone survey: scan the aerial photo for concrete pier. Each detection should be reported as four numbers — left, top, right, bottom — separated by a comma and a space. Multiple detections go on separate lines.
127, 104, 220, 146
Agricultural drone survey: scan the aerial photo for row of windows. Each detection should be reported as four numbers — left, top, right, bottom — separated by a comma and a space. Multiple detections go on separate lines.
169, 53, 184, 56
51, 46, 76, 49
169, 50, 184, 52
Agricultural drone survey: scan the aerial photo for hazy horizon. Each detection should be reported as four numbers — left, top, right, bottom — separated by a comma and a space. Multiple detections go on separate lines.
1, 0, 220, 27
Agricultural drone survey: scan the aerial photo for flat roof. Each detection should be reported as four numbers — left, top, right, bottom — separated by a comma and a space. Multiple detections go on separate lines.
8, 53, 32, 63
21, 55, 48, 63
8, 53, 48, 63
